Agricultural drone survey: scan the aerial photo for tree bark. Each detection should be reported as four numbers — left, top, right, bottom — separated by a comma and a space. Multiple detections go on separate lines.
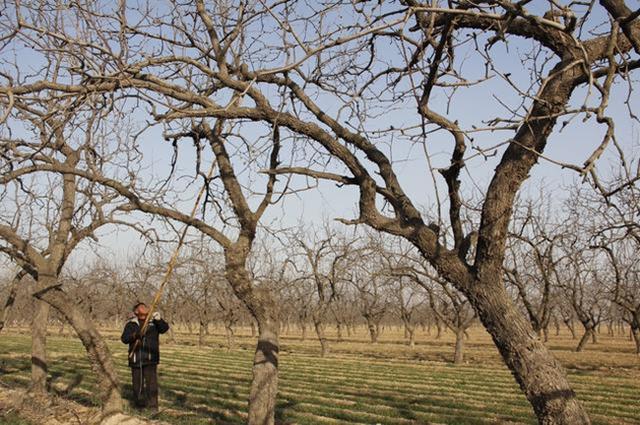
225, 247, 279, 425
467, 283, 589, 424
34, 284, 123, 417
29, 298, 49, 394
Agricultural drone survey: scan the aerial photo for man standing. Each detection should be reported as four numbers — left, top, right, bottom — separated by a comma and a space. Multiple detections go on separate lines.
121, 302, 169, 412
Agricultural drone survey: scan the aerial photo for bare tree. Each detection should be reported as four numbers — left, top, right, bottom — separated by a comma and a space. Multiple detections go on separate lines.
3, 1, 640, 423
505, 199, 565, 342
294, 228, 355, 356
0, 93, 129, 414
393, 276, 425, 348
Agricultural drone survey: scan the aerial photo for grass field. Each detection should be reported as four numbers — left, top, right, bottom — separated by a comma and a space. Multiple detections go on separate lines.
0, 326, 638, 424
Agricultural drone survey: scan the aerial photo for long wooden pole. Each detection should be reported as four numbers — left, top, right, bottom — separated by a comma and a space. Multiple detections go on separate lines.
129, 160, 216, 358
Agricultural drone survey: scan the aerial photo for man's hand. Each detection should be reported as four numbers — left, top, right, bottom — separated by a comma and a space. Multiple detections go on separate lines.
152, 311, 161, 321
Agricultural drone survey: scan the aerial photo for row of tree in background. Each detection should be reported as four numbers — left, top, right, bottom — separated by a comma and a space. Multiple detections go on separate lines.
3, 184, 639, 362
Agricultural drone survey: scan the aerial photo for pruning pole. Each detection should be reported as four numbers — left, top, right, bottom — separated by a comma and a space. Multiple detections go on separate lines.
129, 160, 216, 358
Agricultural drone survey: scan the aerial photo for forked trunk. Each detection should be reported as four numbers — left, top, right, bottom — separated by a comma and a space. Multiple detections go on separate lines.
454, 329, 464, 364
30, 298, 49, 394
34, 283, 123, 417
468, 283, 590, 424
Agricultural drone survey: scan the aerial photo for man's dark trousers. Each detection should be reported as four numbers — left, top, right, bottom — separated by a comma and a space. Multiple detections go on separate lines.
131, 364, 158, 410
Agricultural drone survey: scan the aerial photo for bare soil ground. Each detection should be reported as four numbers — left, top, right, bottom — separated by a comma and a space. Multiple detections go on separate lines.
0, 385, 169, 425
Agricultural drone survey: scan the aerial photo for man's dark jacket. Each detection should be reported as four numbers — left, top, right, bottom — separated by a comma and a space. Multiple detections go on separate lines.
121, 317, 169, 367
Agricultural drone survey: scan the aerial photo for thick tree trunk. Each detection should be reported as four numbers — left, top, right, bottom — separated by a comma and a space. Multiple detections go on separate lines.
454, 329, 464, 364
313, 317, 330, 357
30, 298, 49, 394
249, 321, 279, 425
468, 283, 590, 424
34, 284, 123, 417
225, 247, 279, 425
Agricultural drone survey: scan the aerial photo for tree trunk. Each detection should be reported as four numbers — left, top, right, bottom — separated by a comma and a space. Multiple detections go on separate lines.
631, 326, 640, 355
225, 323, 234, 350
435, 320, 442, 339
34, 284, 123, 416
313, 317, 330, 357
591, 329, 597, 344
30, 298, 49, 394
564, 319, 577, 339
407, 324, 416, 348
250, 320, 257, 338
467, 283, 590, 424
248, 320, 278, 425
300, 322, 306, 341
0, 271, 23, 333
336, 322, 343, 342
454, 329, 464, 364
576, 327, 593, 352
198, 319, 206, 346
225, 248, 279, 425
367, 320, 378, 344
